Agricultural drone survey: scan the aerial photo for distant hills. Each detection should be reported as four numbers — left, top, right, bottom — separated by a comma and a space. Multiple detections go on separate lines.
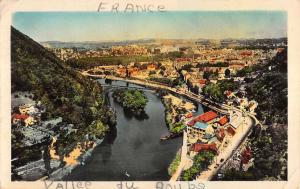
40, 39, 157, 49
40, 37, 287, 49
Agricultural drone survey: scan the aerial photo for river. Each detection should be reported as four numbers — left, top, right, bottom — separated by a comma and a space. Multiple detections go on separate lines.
64, 79, 204, 181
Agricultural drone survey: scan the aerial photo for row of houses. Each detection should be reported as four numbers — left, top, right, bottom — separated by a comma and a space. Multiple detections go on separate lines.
185, 110, 245, 157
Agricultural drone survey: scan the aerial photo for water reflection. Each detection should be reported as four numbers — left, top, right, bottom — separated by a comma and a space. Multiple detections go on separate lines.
123, 108, 149, 120
64, 79, 185, 181
99, 127, 117, 163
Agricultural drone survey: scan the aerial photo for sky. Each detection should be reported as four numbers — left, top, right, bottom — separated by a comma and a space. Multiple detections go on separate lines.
12, 11, 287, 42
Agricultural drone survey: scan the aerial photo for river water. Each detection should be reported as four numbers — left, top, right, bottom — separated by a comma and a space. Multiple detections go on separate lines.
64, 79, 204, 181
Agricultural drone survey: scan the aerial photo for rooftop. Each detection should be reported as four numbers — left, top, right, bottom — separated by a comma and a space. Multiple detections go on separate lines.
194, 122, 209, 130
219, 116, 228, 126
194, 110, 218, 123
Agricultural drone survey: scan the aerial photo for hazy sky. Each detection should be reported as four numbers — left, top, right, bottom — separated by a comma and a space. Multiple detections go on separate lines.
12, 11, 287, 42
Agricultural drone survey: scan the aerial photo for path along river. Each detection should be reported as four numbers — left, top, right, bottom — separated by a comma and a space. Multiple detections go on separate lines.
64, 79, 204, 181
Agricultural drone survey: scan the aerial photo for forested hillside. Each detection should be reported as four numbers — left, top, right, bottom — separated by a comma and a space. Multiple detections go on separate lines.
220, 48, 288, 181
11, 27, 115, 155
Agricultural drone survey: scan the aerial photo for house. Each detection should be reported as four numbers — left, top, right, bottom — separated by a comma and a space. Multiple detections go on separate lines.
12, 114, 36, 126
128, 67, 139, 77
239, 97, 249, 109
218, 116, 228, 126
229, 113, 243, 129
187, 122, 209, 138
24, 116, 36, 126
205, 124, 215, 135
226, 126, 236, 136
186, 111, 219, 141
190, 143, 218, 155
194, 111, 218, 123
224, 90, 235, 98
185, 112, 193, 119
216, 128, 225, 142
241, 146, 252, 164
240, 51, 253, 56
248, 100, 258, 113
199, 79, 207, 85
19, 104, 35, 114
117, 68, 127, 77
12, 113, 29, 124
147, 64, 157, 71
186, 111, 218, 126
175, 58, 192, 62
208, 136, 218, 144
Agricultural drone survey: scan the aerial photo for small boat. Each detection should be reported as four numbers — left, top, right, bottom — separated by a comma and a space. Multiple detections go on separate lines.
125, 171, 130, 177
160, 133, 181, 141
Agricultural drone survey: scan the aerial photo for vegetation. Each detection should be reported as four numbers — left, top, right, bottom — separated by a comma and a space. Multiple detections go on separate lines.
196, 62, 229, 68
235, 66, 253, 77
202, 79, 239, 102
112, 89, 148, 114
203, 70, 218, 80
162, 96, 188, 135
11, 27, 115, 157
65, 55, 155, 69
220, 49, 288, 181
221, 124, 287, 181
168, 150, 181, 176
182, 150, 216, 181
169, 122, 186, 134
149, 77, 179, 87
180, 64, 193, 72
65, 50, 190, 70
245, 50, 287, 124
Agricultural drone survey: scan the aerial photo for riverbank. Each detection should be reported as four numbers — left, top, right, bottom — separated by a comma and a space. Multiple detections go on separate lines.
47, 138, 104, 180
168, 149, 181, 176
162, 94, 195, 135
64, 79, 182, 181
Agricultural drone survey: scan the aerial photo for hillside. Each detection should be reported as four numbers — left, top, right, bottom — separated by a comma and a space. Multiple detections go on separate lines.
219, 48, 288, 181
11, 27, 116, 173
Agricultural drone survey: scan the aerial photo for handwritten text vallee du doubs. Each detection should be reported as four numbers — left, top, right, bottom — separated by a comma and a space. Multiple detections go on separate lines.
44, 181, 206, 189
97, 1, 166, 13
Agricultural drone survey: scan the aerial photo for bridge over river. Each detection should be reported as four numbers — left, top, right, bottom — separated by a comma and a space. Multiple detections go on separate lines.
81, 72, 260, 181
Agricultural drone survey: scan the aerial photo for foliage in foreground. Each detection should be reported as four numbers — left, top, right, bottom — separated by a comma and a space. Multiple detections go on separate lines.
182, 150, 215, 181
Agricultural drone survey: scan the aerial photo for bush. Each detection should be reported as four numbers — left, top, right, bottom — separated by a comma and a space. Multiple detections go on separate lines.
182, 150, 215, 181
168, 150, 181, 176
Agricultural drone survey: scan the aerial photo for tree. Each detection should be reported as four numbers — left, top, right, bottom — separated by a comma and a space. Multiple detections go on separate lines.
225, 69, 231, 78
182, 150, 215, 181
203, 71, 212, 80
181, 64, 193, 72
149, 70, 156, 75
134, 62, 141, 68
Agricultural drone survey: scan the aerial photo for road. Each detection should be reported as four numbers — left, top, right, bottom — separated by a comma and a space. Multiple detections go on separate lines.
82, 72, 259, 181
196, 111, 254, 181
82, 72, 229, 114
